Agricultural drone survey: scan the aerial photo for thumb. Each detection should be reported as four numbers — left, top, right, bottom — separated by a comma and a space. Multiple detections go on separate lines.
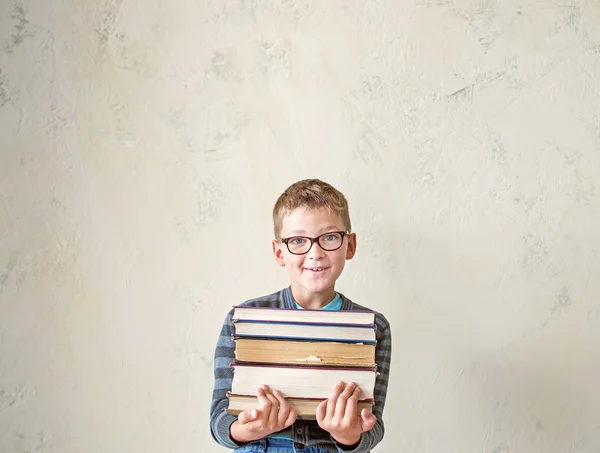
315, 399, 327, 424
237, 408, 258, 425
360, 409, 377, 432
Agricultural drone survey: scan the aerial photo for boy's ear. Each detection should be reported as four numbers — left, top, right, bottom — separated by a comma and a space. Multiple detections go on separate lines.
346, 233, 357, 260
272, 240, 286, 267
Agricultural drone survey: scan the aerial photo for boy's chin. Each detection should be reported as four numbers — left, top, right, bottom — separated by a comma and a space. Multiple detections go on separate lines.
297, 278, 335, 293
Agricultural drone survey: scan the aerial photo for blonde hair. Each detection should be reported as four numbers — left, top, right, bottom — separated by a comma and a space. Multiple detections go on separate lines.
272, 179, 351, 238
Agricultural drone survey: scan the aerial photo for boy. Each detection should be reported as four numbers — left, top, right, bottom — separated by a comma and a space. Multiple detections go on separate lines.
210, 179, 392, 453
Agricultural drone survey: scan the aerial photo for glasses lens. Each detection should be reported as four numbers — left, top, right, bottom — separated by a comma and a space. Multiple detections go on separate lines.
318, 232, 343, 251
287, 237, 310, 254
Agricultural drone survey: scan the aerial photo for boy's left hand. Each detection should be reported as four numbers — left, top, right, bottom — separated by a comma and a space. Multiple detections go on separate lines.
316, 381, 377, 447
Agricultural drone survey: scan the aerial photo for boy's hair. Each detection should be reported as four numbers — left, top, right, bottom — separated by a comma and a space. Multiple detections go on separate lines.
272, 179, 351, 238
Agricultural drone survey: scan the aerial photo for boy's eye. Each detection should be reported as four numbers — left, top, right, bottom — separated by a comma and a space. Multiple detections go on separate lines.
323, 234, 341, 242
289, 237, 307, 245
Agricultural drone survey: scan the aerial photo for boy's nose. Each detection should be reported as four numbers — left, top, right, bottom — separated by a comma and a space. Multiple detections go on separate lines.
306, 240, 326, 259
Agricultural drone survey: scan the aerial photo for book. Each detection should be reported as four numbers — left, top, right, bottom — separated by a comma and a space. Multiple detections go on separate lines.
226, 393, 374, 420
233, 321, 376, 343
230, 363, 376, 400
234, 338, 376, 367
227, 306, 378, 419
232, 305, 375, 325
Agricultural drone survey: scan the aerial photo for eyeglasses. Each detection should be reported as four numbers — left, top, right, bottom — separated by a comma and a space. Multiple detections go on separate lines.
278, 230, 350, 255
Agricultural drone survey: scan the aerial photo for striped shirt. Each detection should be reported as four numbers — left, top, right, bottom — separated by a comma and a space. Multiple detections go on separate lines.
209, 287, 392, 453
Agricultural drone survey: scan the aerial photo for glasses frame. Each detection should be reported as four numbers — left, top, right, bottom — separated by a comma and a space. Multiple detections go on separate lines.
278, 230, 350, 255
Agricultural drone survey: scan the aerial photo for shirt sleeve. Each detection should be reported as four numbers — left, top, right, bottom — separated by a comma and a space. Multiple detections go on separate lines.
209, 310, 244, 449
334, 314, 392, 453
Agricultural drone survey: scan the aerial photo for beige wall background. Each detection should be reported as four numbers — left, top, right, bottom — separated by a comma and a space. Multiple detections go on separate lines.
1, 0, 599, 452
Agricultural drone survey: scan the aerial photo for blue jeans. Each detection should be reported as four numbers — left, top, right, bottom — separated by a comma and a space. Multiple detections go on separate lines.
233, 438, 326, 453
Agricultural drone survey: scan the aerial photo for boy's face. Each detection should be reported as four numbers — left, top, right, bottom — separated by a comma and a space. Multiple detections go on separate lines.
272, 207, 356, 307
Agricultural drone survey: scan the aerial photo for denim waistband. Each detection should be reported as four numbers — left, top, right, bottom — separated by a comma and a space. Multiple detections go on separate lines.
233, 437, 327, 453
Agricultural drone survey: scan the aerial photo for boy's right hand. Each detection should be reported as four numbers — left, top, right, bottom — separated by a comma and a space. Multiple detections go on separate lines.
230, 385, 297, 443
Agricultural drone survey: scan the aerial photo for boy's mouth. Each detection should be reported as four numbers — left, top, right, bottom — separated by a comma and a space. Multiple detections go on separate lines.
305, 267, 327, 272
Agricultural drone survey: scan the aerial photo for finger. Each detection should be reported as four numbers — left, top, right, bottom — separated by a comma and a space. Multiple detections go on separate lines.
256, 385, 271, 410
264, 388, 280, 423
284, 406, 297, 428
316, 399, 328, 424
327, 381, 344, 418
360, 408, 377, 432
343, 384, 361, 420
335, 381, 356, 417
273, 390, 289, 423
272, 389, 287, 407
237, 408, 258, 425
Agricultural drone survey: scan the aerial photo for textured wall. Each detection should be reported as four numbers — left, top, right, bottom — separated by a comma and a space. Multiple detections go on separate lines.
1, 0, 599, 452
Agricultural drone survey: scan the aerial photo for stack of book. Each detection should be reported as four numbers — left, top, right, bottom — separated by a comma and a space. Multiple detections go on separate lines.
226, 306, 377, 420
